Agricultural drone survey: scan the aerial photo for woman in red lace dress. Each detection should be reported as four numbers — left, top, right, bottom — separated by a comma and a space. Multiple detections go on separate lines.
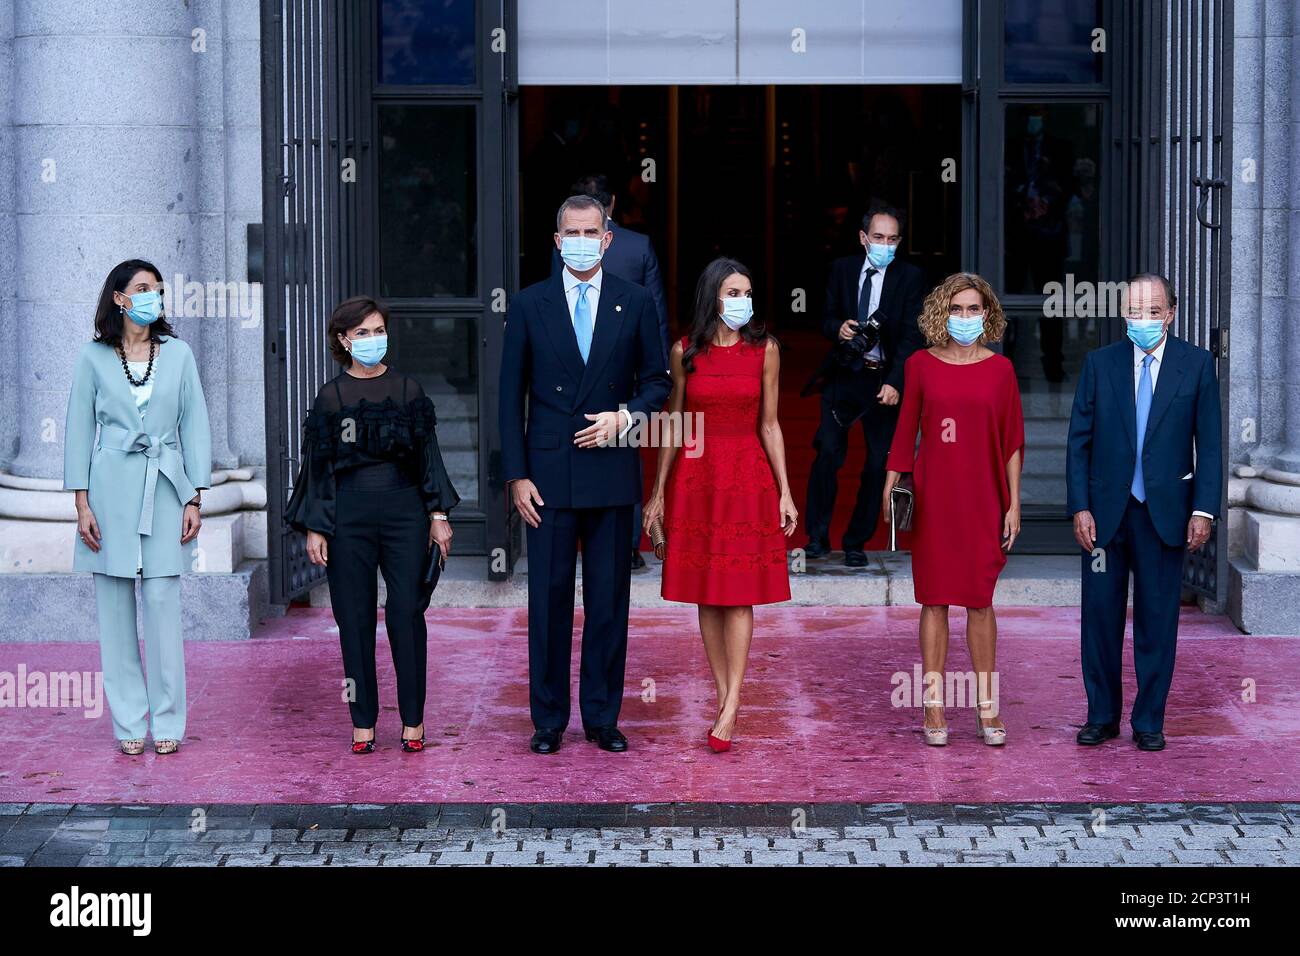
644, 257, 796, 752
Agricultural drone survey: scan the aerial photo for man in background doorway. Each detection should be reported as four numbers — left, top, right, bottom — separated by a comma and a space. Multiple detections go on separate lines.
552, 173, 670, 569
802, 203, 926, 566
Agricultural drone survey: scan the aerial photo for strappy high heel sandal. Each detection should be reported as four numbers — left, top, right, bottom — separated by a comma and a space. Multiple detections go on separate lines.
922, 698, 949, 746
153, 739, 179, 755
119, 739, 145, 755
974, 700, 1007, 746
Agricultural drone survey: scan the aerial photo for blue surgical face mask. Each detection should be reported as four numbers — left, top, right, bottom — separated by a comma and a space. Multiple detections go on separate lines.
348, 334, 387, 367
866, 243, 897, 270
122, 289, 163, 326
719, 297, 753, 331
947, 313, 985, 346
1125, 318, 1166, 351
559, 235, 604, 271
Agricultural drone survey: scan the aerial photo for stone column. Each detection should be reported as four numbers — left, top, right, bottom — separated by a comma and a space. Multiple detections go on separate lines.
0, 4, 16, 470
9, 0, 201, 479
1282, 0, 1300, 474
1227, 1, 1300, 634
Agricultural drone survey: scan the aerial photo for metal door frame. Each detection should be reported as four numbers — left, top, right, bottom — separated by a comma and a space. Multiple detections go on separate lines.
968, 0, 1116, 553
261, 0, 351, 605
263, 1, 521, 600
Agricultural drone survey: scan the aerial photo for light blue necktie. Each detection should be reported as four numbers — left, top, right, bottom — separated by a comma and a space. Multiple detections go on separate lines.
573, 282, 593, 363
1132, 354, 1154, 501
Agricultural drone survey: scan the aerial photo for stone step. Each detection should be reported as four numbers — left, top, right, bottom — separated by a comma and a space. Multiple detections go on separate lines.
1025, 418, 1068, 445
0, 561, 278, 642
1019, 392, 1076, 418
305, 553, 1113, 610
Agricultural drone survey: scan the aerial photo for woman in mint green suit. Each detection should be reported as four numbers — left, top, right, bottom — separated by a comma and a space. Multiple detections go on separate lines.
63, 259, 211, 755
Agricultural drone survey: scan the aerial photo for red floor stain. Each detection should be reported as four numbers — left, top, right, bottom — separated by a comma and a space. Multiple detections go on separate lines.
1, 605, 1296, 805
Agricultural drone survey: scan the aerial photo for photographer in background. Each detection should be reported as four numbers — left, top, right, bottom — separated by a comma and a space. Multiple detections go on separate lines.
802, 204, 927, 566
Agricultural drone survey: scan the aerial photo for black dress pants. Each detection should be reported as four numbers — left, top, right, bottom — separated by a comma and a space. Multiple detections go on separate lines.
326, 475, 430, 729
525, 504, 633, 733
805, 368, 901, 552
1080, 495, 1186, 734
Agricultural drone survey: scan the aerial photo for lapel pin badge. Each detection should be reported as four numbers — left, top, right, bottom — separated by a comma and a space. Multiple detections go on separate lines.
615, 304, 622, 312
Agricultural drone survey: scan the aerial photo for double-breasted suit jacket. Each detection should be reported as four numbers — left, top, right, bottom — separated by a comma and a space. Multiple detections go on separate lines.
63, 336, 212, 578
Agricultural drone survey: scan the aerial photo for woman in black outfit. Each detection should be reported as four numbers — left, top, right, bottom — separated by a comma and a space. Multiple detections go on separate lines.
284, 296, 460, 754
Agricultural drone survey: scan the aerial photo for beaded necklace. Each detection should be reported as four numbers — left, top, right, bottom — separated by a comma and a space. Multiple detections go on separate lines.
116, 337, 157, 387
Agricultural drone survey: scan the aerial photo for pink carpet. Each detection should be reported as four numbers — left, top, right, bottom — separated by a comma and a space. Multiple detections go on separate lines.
1, 606, 1296, 804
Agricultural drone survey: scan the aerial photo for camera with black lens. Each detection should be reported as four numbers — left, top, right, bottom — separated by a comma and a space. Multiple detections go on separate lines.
835, 310, 883, 370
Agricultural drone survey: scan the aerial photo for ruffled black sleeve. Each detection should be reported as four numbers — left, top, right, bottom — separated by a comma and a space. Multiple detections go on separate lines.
411, 395, 461, 514
282, 405, 338, 536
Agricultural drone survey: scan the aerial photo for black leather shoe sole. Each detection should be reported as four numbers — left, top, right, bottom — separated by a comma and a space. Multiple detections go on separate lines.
1132, 731, 1166, 751
1076, 723, 1120, 745
804, 542, 831, 559
631, 550, 646, 569
844, 550, 868, 567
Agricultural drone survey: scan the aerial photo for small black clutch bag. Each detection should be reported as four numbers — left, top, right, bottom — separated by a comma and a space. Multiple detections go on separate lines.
421, 542, 446, 598
889, 474, 915, 551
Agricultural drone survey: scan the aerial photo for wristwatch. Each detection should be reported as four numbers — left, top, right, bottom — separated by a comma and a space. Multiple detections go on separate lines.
430, 512, 449, 522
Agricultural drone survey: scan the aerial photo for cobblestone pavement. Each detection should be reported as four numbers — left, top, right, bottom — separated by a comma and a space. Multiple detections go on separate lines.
3, 803, 1299, 866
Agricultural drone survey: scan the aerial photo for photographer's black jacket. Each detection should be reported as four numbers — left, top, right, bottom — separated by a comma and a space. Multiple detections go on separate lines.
819, 253, 927, 393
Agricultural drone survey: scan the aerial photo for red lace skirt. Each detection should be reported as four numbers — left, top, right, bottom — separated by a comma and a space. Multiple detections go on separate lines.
660, 434, 791, 606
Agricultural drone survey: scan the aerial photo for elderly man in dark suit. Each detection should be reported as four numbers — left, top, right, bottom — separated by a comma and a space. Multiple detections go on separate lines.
1067, 273, 1222, 751
502, 194, 671, 755
551, 174, 670, 569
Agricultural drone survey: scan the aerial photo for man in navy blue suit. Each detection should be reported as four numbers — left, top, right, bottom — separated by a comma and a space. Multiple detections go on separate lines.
551, 174, 670, 571
1067, 273, 1222, 752
500, 194, 671, 755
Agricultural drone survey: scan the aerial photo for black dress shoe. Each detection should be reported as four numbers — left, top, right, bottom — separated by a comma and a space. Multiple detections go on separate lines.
631, 549, 646, 570
844, 549, 868, 567
1076, 722, 1120, 745
584, 726, 628, 752
1132, 729, 1166, 751
530, 729, 563, 754
804, 540, 831, 559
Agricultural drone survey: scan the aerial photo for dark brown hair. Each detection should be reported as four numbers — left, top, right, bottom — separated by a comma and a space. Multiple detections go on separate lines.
92, 259, 178, 346
328, 295, 390, 366
681, 257, 773, 374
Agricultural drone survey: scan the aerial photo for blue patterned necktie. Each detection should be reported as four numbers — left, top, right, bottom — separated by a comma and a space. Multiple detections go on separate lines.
574, 282, 593, 363
1132, 353, 1154, 501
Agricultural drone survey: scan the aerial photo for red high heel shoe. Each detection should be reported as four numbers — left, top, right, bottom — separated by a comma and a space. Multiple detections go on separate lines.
706, 717, 735, 752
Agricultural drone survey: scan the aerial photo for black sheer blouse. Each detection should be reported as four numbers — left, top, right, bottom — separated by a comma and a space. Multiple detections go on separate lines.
283, 368, 461, 537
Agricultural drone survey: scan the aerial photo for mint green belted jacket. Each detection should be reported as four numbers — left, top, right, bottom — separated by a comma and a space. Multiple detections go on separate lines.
63, 336, 212, 578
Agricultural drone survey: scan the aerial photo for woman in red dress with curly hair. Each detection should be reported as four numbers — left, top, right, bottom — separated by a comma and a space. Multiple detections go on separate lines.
644, 257, 796, 753
884, 272, 1024, 749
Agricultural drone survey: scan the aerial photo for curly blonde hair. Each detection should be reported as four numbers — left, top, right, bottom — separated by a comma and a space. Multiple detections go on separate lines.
917, 272, 1007, 346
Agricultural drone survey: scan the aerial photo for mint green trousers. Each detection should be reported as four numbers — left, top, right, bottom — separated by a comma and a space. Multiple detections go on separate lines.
92, 573, 185, 742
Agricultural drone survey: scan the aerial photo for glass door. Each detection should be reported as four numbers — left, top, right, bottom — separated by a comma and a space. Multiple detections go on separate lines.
364, 0, 518, 576
970, 0, 1114, 552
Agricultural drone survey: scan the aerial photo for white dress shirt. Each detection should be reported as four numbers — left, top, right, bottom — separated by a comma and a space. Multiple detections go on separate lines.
1133, 336, 1212, 519
562, 264, 633, 439
857, 259, 887, 363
